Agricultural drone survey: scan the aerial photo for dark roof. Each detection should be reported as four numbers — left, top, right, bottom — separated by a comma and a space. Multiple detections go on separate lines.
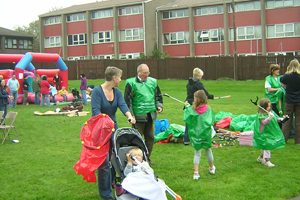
157, 0, 247, 10
39, 0, 148, 17
0, 27, 33, 38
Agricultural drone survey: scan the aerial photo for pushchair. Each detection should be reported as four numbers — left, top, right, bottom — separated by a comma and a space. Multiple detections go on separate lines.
111, 127, 181, 200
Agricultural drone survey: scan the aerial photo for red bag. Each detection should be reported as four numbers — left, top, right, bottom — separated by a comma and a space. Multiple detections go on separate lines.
73, 114, 115, 182
216, 116, 233, 129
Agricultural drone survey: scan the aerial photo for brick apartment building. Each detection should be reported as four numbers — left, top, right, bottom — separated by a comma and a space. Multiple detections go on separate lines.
39, 0, 300, 59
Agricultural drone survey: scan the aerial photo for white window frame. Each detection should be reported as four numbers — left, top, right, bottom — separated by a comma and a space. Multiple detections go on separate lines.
44, 16, 62, 25
195, 29, 224, 43
92, 31, 114, 43
266, 0, 300, 8
119, 53, 140, 59
68, 56, 87, 61
195, 5, 223, 16
119, 28, 143, 41
92, 9, 113, 19
163, 32, 189, 45
67, 33, 87, 46
229, 26, 261, 41
67, 13, 86, 22
229, 1, 261, 12
44, 36, 61, 48
267, 23, 300, 38
162, 9, 189, 19
92, 55, 114, 59
119, 5, 143, 16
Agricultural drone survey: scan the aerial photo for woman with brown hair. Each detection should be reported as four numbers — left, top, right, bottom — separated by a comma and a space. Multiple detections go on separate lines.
280, 59, 300, 144
264, 64, 282, 115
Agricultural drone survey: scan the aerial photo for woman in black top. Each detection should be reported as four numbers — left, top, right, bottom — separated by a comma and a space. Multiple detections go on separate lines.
184, 68, 214, 145
280, 59, 300, 144
0, 79, 13, 119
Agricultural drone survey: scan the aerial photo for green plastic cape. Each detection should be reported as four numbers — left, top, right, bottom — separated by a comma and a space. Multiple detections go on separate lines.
253, 111, 285, 150
183, 106, 214, 150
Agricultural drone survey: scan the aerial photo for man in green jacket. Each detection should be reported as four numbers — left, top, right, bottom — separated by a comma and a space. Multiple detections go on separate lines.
124, 64, 163, 165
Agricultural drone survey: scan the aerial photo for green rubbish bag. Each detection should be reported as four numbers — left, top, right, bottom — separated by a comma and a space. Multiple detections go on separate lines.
183, 106, 214, 150
215, 111, 234, 123
154, 124, 185, 143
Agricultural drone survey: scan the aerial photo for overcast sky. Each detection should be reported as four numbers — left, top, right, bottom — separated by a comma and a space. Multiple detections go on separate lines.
1, 0, 100, 30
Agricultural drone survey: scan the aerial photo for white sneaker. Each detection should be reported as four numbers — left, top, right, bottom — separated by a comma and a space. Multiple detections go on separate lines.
257, 157, 265, 164
193, 174, 200, 180
264, 161, 275, 167
209, 166, 216, 174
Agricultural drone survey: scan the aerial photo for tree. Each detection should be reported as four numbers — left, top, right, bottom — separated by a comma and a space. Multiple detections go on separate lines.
149, 43, 169, 59
14, 20, 40, 52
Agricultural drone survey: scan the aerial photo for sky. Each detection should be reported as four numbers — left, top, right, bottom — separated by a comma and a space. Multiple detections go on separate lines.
1, 0, 101, 30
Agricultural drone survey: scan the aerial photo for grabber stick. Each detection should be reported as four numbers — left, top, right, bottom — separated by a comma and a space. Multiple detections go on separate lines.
130, 156, 182, 200
162, 93, 186, 105
250, 96, 269, 113
214, 95, 231, 99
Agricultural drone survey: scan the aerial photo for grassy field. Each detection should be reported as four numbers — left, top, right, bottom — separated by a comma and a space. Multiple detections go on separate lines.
0, 79, 299, 200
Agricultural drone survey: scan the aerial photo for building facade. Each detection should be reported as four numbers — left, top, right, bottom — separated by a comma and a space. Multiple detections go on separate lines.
39, 0, 174, 60
39, 0, 300, 59
157, 0, 300, 57
0, 27, 33, 54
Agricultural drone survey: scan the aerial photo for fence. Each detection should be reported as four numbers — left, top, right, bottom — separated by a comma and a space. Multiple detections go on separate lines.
0, 56, 298, 80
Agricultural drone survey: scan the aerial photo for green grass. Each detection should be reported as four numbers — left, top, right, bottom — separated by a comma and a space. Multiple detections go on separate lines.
0, 79, 299, 200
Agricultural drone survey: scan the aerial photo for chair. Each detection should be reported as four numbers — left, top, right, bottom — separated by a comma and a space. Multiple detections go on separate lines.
1, 112, 19, 145
0, 111, 4, 122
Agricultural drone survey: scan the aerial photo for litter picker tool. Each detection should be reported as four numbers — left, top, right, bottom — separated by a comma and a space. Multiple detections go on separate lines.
214, 95, 231, 99
162, 93, 186, 105
130, 156, 182, 200
250, 96, 269, 113
250, 96, 290, 123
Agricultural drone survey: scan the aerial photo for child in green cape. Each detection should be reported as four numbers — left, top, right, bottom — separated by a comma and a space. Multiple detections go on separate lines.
254, 98, 286, 168
183, 90, 216, 180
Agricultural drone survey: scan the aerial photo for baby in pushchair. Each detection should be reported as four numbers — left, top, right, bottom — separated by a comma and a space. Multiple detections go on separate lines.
114, 147, 167, 200
111, 128, 173, 200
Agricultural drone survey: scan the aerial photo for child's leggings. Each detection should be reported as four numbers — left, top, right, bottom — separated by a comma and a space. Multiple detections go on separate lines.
262, 150, 271, 159
194, 148, 214, 164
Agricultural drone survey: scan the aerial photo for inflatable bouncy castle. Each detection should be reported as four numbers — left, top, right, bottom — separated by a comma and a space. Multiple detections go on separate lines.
0, 53, 70, 104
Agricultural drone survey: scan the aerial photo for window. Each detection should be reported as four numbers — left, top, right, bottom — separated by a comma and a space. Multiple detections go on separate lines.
119, 28, 143, 41
195, 5, 223, 16
44, 36, 61, 47
266, 0, 300, 8
92, 9, 113, 19
119, 5, 143, 15
162, 9, 189, 19
5, 39, 12, 48
67, 13, 86, 22
163, 32, 189, 45
18, 39, 33, 49
195, 29, 224, 43
229, 1, 261, 12
92, 55, 114, 59
92, 31, 114, 43
67, 34, 87, 45
68, 56, 87, 61
267, 23, 300, 38
44, 16, 61, 25
119, 53, 140, 59
229, 26, 261, 40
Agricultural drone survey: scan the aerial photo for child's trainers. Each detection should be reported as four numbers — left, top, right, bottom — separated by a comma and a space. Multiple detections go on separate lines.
257, 156, 265, 164
193, 173, 200, 180
264, 161, 275, 167
209, 166, 216, 174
